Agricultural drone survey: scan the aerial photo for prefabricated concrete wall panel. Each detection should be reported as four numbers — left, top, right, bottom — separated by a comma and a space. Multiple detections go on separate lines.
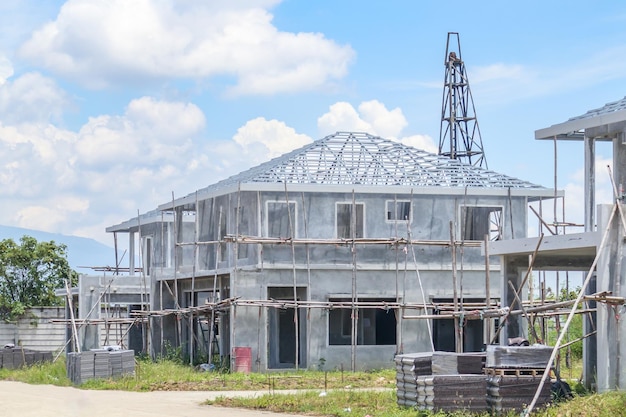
0, 307, 65, 351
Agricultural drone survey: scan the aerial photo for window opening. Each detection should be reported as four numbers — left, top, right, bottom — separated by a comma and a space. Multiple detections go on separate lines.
386, 200, 411, 221
234, 206, 249, 259
336, 203, 364, 239
267, 201, 296, 238
328, 298, 396, 345
460, 206, 502, 241
142, 236, 152, 276
219, 207, 227, 262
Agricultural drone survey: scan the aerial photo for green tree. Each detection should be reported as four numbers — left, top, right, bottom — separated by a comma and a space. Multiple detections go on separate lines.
0, 236, 78, 320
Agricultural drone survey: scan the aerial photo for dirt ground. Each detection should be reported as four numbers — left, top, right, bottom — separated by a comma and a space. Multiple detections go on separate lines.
0, 381, 307, 417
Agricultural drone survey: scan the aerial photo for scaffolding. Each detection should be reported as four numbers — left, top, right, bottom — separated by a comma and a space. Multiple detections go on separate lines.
85, 113, 625, 379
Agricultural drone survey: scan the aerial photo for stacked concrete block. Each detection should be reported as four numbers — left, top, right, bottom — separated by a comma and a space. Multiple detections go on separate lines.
486, 375, 552, 414
66, 349, 135, 384
486, 344, 553, 369
431, 351, 485, 375
67, 351, 97, 384
395, 352, 432, 407
109, 350, 135, 377
416, 374, 488, 412
484, 345, 554, 414
93, 350, 112, 379
0, 347, 54, 369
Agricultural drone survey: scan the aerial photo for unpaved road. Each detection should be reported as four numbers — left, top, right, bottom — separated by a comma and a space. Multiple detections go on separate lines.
0, 381, 307, 417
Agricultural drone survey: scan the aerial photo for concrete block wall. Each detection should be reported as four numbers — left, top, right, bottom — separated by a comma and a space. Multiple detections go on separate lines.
0, 307, 65, 351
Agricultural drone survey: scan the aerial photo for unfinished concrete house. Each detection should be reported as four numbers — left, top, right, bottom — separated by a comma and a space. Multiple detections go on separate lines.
489, 96, 626, 392
105, 131, 557, 371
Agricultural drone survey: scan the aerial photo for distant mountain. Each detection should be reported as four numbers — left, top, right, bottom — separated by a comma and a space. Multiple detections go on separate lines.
0, 225, 116, 273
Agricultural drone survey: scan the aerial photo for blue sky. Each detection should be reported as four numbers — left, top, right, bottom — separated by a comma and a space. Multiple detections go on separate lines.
0, 0, 624, 245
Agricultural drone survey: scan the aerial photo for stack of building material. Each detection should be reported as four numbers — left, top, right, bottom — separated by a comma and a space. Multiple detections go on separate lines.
67, 351, 96, 385
486, 344, 553, 369
66, 349, 135, 384
394, 352, 432, 407
484, 344, 554, 413
109, 349, 135, 377
0, 347, 54, 369
486, 375, 552, 414
93, 350, 112, 379
431, 351, 486, 375
416, 374, 487, 412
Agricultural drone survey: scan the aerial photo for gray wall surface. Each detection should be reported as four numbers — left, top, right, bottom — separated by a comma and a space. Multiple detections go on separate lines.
0, 307, 65, 351
143, 188, 529, 370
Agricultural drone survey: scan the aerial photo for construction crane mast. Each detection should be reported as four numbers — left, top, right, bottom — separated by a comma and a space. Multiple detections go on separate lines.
438, 32, 487, 168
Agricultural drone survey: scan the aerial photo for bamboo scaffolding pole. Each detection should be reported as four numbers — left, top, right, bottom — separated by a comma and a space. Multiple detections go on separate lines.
484, 233, 491, 345
559, 331, 597, 349
222, 235, 481, 247
350, 189, 358, 372
524, 202, 618, 416
51, 317, 146, 325
284, 181, 300, 370
137, 209, 149, 356
301, 191, 312, 369
529, 205, 556, 235
459, 188, 470, 352
208, 202, 221, 365
189, 191, 199, 365
508, 280, 541, 342
490, 233, 544, 344
394, 194, 401, 355
65, 279, 80, 353
227, 193, 237, 371
171, 192, 182, 348
134, 295, 592, 318
450, 221, 460, 353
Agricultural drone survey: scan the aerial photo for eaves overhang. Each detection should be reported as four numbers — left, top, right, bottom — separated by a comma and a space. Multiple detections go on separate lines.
485, 231, 600, 271
158, 183, 561, 211
106, 211, 177, 233
536, 99, 626, 141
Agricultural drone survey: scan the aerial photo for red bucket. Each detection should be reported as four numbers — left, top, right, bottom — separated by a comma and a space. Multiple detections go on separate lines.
233, 347, 252, 373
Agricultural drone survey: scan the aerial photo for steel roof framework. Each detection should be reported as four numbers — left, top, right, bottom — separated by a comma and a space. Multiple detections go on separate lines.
202, 131, 541, 193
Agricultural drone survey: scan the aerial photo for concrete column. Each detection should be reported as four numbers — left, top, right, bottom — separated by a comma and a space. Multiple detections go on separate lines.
129, 232, 135, 275
78, 275, 101, 351
499, 255, 526, 345
614, 132, 626, 199
584, 135, 595, 232
583, 135, 597, 390
595, 203, 625, 392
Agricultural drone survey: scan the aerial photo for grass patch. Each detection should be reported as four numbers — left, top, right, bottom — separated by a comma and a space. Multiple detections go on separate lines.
81, 361, 395, 391
209, 389, 626, 417
0, 359, 71, 386
209, 389, 422, 417
0, 357, 395, 392
2, 357, 624, 417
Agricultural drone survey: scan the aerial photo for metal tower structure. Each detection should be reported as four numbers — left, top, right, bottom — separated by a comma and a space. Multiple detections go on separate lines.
438, 32, 487, 168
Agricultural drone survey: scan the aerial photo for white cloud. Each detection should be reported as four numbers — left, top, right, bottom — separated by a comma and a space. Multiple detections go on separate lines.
0, 55, 13, 85
317, 102, 371, 135
317, 100, 437, 152
19, 0, 354, 94
0, 71, 68, 124
468, 44, 626, 106
233, 117, 312, 159
399, 135, 438, 154
357, 100, 408, 138
0, 96, 209, 243
75, 97, 204, 168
